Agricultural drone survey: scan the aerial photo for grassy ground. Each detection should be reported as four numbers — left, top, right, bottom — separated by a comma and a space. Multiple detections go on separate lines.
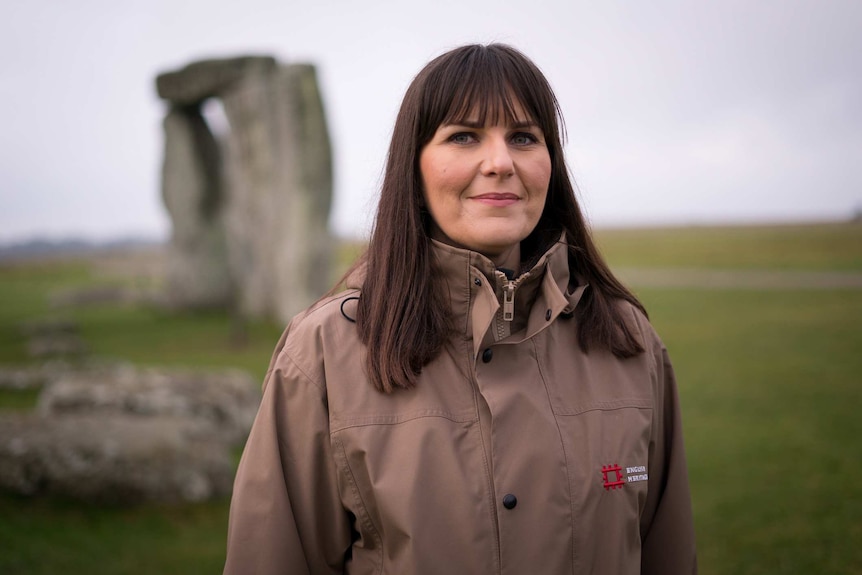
0, 495, 229, 575
645, 289, 862, 574
1, 222, 860, 574
594, 221, 862, 271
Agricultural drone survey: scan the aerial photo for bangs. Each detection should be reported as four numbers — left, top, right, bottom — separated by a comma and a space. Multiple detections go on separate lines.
441, 74, 527, 127
418, 44, 563, 142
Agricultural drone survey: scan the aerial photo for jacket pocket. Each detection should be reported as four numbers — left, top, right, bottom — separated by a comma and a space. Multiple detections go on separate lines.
555, 402, 653, 573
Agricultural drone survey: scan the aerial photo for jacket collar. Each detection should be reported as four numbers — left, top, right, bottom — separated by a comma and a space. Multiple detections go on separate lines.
430, 233, 588, 360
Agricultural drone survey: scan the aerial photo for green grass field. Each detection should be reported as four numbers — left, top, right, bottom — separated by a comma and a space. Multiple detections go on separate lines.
1, 222, 860, 574
593, 221, 862, 271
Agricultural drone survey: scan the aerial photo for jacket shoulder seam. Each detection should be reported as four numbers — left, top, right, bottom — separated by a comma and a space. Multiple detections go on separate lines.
280, 289, 362, 393
280, 349, 325, 393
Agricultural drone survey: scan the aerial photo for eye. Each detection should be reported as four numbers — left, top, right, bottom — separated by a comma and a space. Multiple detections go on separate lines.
448, 132, 477, 145
510, 132, 539, 146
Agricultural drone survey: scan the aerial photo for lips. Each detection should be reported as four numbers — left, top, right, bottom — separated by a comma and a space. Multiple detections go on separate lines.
470, 193, 521, 207
472, 193, 520, 200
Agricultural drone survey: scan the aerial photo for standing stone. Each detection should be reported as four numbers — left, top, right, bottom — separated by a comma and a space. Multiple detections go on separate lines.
161, 105, 231, 309
156, 56, 333, 323
220, 63, 333, 321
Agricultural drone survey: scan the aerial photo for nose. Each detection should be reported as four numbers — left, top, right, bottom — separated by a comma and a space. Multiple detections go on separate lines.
479, 134, 514, 177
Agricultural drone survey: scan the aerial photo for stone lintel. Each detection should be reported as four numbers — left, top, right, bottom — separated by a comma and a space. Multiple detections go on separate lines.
156, 56, 278, 104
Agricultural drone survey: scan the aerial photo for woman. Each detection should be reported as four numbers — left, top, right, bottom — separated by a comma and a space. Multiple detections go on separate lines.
224, 44, 696, 575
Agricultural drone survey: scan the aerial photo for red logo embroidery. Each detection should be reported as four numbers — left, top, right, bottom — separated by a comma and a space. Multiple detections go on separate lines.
602, 464, 625, 490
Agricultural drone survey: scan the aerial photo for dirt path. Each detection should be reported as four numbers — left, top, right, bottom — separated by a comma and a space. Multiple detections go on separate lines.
614, 268, 862, 290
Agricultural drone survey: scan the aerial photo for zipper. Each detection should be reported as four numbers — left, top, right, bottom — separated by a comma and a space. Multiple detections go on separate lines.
494, 270, 519, 324
502, 281, 515, 322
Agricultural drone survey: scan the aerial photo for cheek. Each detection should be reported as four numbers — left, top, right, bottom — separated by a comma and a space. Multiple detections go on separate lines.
537, 156, 552, 185
424, 169, 464, 208
528, 159, 552, 196
420, 152, 449, 199
524, 159, 551, 217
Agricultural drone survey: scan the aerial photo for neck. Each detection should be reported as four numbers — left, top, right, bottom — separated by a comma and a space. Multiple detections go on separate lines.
492, 243, 521, 272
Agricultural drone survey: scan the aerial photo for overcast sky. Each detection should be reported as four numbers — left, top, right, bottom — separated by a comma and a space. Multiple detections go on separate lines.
1, 0, 860, 242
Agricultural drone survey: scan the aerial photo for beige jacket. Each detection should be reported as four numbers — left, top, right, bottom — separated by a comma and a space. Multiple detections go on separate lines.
224, 238, 696, 574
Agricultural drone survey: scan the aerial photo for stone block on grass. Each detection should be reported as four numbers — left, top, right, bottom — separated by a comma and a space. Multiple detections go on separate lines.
0, 413, 233, 504
38, 365, 261, 446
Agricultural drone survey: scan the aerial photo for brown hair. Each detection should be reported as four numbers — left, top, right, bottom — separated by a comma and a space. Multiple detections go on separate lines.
354, 43, 645, 393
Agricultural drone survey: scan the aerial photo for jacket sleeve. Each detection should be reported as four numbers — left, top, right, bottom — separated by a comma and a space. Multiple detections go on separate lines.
640, 339, 698, 574
224, 323, 352, 575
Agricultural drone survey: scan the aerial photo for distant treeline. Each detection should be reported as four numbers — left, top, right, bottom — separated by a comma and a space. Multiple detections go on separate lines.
0, 237, 164, 261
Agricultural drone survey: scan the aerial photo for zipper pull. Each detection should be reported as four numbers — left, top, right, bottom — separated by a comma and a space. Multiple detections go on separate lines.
502, 282, 515, 322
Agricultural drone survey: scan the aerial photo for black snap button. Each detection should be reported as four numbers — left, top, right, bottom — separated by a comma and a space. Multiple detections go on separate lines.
545, 309, 552, 321
481, 348, 493, 363
473, 278, 482, 286
502, 494, 517, 509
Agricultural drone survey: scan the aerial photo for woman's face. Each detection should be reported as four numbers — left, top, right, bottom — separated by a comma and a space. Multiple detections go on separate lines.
419, 100, 551, 266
